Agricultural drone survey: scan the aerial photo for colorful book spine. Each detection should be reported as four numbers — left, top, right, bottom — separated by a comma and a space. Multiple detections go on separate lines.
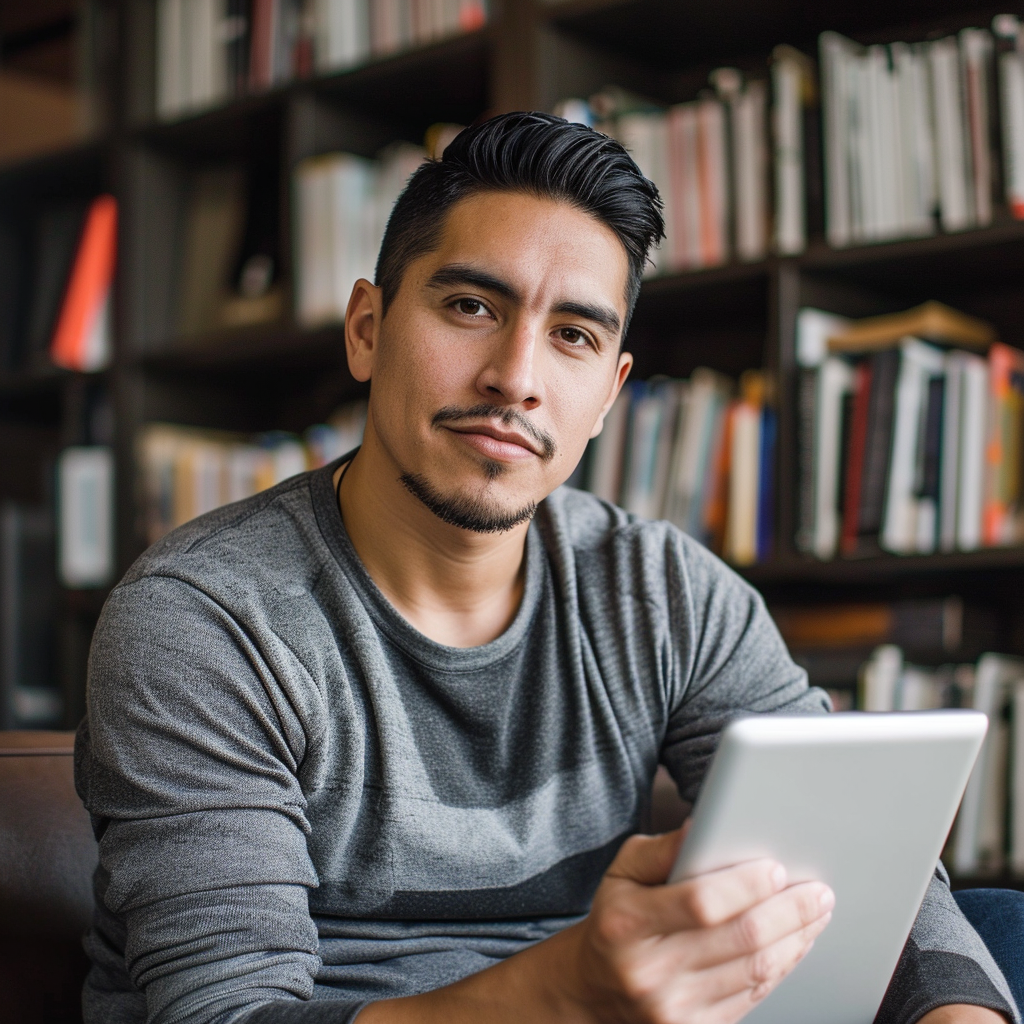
49, 195, 117, 373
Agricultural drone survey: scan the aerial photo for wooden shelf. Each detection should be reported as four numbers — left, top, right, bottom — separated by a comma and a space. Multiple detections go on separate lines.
547, 0, 1003, 73
138, 323, 349, 378
741, 548, 1024, 594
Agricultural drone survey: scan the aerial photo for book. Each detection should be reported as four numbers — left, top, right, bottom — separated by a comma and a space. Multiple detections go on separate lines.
961, 28, 996, 228
983, 341, 1024, 545
958, 352, 990, 550
839, 360, 872, 555
57, 446, 115, 589
954, 653, 1024, 875
812, 356, 855, 559
49, 194, 117, 373
139, 403, 367, 543
930, 36, 974, 232
724, 373, 763, 565
940, 351, 967, 551
1012, 680, 1024, 874
827, 301, 996, 354
994, 14, 1024, 219
771, 46, 811, 255
853, 347, 900, 555
880, 338, 945, 554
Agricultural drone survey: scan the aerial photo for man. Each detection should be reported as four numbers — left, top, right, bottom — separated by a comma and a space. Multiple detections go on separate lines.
76, 112, 1016, 1024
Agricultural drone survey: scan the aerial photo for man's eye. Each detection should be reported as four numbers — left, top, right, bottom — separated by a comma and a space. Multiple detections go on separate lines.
455, 299, 487, 316
558, 327, 589, 346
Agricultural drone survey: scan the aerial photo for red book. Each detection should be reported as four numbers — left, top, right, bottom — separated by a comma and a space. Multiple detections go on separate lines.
49, 194, 117, 373
840, 360, 872, 556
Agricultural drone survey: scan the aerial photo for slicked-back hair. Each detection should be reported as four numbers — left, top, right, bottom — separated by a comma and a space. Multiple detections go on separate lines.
374, 111, 664, 340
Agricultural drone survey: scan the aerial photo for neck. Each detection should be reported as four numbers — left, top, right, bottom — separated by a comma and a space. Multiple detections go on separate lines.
336, 432, 531, 648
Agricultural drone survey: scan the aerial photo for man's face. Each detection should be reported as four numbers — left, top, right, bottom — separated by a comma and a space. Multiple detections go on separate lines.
350, 189, 633, 533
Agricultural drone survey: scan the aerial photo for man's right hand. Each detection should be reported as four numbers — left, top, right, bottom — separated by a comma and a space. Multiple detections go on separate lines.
358, 827, 834, 1024
559, 828, 835, 1024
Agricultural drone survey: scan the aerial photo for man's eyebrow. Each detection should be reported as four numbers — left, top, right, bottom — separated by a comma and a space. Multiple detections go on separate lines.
425, 264, 520, 302
552, 300, 621, 337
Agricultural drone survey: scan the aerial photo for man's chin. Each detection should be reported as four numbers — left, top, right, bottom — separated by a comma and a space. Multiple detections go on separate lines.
399, 472, 537, 534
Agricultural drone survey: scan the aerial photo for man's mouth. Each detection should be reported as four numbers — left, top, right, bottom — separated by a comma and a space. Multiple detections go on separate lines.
445, 423, 541, 460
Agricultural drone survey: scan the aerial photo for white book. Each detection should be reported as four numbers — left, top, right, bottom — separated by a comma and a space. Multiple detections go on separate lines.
226, 445, 263, 503
961, 28, 995, 227
996, 20, 1024, 218
880, 338, 945, 554
296, 156, 339, 325
957, 353, 989, 550
865, 46, 896, 239
725, 398, 761, 565
1012, 681, 1024, 874
674, 103, 703, 270
734, 79, 769, 261
859, 644, 903, 712
329, 153, 376, 314
180, 0, 198, 110
315, 0, 370, 70
892, 43, 937, 236
940, 351, 966, 552
820, 31, 858, 247
930, 37, 974, 232
589, 388, 631, 504
157, 0, 184, 119
771, 54, 805, 255
812, 356, 854, 560
57, 446, 115, 589
663, 369, 730, 535
850, 52, 874, 242
954, 653, 1024, 875
895, 666, 946, 710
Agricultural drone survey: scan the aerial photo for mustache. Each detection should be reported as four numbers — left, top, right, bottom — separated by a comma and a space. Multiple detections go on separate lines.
432, 404, 557, 461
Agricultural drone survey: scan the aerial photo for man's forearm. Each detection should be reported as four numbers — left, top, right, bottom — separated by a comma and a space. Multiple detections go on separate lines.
357, 921, 587, 1024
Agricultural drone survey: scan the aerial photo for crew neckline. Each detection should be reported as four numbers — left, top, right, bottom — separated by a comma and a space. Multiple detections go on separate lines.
310, 457, 544, 673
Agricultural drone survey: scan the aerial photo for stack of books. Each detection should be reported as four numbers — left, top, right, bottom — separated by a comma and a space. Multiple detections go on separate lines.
793, 301, 1024, 560
294, 142, 425, 326
138, 401, 366, 543
155, 0, 488, 120
573, 369, 776, 566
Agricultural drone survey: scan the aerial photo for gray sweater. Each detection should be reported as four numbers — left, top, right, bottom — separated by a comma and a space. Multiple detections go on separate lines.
75, 461, 1017, 1024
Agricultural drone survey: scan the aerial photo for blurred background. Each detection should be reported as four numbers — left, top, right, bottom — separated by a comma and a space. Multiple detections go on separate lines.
4, 0, 1024, 880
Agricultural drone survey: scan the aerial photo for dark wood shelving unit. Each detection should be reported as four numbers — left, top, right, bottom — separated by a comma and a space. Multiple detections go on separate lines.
3, 0, 1024, 759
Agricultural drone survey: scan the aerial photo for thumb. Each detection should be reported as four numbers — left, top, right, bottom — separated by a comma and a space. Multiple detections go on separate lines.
607, 824, 687, 886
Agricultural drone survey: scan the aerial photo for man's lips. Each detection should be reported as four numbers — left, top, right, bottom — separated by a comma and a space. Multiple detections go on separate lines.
445, 423, 541, 459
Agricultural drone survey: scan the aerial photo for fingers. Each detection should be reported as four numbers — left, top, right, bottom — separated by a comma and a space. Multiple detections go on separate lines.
683, 908, 831, 1013
625, 857, 789, 937
685, 880, 835, 970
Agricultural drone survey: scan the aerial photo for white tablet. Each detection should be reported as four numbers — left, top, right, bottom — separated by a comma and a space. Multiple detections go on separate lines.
668, 711, 987, 1024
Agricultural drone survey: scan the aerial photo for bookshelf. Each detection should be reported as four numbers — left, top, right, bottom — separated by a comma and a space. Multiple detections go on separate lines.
5, 0, 1024, 876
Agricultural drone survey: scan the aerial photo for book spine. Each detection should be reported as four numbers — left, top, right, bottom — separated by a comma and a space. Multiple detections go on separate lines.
795, 365, 818, 554
840, 360, 871, 555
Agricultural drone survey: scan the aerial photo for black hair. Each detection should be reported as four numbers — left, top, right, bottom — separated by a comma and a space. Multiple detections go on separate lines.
374, 111, 664, 340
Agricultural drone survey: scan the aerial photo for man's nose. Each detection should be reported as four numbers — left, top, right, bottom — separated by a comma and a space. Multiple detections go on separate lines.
474, 316, 541, 411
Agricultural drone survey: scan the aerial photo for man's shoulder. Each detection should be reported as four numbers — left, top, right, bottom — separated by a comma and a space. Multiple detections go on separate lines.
121, 467, 325, 593
539, 486, 728, 581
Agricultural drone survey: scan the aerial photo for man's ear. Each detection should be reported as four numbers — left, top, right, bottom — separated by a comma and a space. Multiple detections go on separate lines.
589, 351, 634, 439
345, 279, 382, 383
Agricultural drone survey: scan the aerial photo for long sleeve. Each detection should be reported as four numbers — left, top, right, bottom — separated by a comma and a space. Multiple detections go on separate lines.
77, 574, 326, 1024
